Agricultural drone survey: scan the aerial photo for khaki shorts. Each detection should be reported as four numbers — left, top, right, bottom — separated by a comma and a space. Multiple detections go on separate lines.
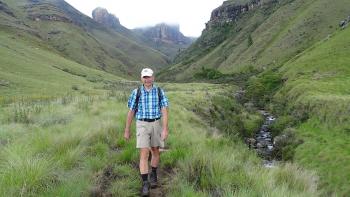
136, 120, 164, 148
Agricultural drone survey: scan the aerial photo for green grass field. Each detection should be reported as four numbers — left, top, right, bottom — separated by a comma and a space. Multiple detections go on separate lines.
1, 0, 350, 195
0, 83, 319, 196
272, 26, 350, 196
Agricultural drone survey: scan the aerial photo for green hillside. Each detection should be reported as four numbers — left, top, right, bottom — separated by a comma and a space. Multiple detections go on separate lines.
0, 0, 168, 79
161, 0, 350, 81
1, 0, 350, 196
0, 28, 123, 99
273, 26, 350, 196
158, 0, 350, 195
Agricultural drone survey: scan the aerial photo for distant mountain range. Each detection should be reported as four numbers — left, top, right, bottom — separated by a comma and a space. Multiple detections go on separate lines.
92, 7, 195, 59
0, 0, 193, 79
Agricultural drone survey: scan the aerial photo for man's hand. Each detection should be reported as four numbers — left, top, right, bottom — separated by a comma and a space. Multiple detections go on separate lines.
161, 127, 168, 141
124, 110, 135, 141
124, 128, 131, 141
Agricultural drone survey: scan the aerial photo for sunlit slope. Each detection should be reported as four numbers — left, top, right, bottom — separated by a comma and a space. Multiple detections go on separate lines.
162, 0, 350, 81
0, 0, 168, 79
277, 26, 350, 124
0, 29, 122, 97
275, 26, 350, 196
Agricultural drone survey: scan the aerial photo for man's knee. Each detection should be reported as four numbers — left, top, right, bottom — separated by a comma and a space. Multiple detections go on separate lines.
151, 147, 160, 156
140, 148, 150, 160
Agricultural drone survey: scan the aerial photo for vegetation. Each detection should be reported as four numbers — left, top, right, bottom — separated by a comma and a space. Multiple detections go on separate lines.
0, 83, 318, 196
194, 67, 224, 80
271, 26, 350, 196
247, 34, 253, 47
246, 70, 283, 107
1, 0, 350, 196
0, 0, 168, 79
160, 0, 350, 80
240, 20, 350, 196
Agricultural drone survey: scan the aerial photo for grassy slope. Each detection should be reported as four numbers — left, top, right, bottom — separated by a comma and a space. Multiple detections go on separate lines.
0, 82, 319, 196
0, 0, 168, 79
162, 0, 350, 81
0, 29, 122, 99
160, 0, 350, 194
274, 26, 350, 196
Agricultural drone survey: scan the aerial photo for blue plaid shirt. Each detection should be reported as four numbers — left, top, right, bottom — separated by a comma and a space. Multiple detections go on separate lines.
127, 85, 169, 120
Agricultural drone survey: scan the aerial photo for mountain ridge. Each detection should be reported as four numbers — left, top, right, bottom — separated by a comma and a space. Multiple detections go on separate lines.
91, 6, 194, 60
160, 0, 350, 81
0, 0, 169, 78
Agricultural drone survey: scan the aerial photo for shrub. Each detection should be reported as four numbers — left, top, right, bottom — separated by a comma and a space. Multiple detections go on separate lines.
246, 70, 283, 107
194, 67, 224, 80
71, 85, 79, 91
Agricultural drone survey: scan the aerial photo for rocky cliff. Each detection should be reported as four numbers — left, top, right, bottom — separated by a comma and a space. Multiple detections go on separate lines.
134, 23, 193, 45
133, 23, 194, 59
92, 7, 121, 30
90, 7, 193, 59
206, 0, 276, 29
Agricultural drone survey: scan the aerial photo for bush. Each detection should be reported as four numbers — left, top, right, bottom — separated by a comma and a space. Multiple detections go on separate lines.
194, 67, 224, 80
273, 128, 303, 161
246, 70, 283, 107
269, 115, 298, 136
71, 85, 79, 91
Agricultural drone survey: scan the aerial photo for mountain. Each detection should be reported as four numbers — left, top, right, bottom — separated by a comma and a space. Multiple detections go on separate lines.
160, 0, 350, 81
157, 0, 350, 195
0, 0, 169, 79
90, 7, 194, 60
91, 7, 145, 46
92, 7, 122, 30
133, 23, 195, 59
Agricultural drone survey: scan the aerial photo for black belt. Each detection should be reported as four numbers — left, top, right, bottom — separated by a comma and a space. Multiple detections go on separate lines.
138, 118, 160, 122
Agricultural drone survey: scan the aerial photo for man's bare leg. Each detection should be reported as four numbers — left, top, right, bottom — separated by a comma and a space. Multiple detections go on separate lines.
140, 148, 150, 174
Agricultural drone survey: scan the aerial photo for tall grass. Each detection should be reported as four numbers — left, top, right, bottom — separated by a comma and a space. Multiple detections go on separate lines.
0, 83, 319, 196
160, 84, 318, 196
0, 92, 134, 196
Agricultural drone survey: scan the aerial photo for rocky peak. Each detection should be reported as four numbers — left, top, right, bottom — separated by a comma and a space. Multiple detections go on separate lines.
206, 0, 271, 29
135, 23, 192, 45
92, 7, 121, 29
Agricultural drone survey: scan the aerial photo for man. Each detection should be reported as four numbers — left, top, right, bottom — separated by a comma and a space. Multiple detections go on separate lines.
124, 68, 169, 196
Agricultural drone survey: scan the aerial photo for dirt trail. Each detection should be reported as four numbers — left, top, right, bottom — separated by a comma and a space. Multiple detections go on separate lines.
148, 148, 172, 197
149, 167, 171, 197
90, 147, 172, 196
90, 166, 115, 197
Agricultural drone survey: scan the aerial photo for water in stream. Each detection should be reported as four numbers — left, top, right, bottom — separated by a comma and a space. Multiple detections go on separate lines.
246, 110, 278, 168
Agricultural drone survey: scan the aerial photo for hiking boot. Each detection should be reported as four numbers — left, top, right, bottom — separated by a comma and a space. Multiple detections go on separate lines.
150, 171, 158, 188
141, 181, 150, 196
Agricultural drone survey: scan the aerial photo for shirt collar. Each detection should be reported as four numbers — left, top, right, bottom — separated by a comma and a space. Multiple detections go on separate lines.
141, 84, 157, 92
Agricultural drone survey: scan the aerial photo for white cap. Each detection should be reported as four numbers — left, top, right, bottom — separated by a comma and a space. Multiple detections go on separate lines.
141, 68, 153, 77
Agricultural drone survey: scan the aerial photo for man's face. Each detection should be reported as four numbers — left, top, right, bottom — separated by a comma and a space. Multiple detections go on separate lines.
141, 76, 154, 87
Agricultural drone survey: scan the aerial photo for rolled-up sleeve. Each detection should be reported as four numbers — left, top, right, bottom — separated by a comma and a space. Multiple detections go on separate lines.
127, 89, 137, 110
160, 89, 169, 108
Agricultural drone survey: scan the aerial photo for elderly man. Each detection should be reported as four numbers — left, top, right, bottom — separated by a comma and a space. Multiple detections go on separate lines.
124, 68, 169, 196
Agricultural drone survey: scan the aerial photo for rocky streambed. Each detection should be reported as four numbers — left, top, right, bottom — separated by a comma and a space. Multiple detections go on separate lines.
246, 110, 278, 168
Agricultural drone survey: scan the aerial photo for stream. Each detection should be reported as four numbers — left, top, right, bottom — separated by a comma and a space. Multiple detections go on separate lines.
246, 110, 278, 168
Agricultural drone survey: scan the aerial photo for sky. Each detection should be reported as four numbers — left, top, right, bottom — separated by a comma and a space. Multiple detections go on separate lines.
65, 0, 224, 37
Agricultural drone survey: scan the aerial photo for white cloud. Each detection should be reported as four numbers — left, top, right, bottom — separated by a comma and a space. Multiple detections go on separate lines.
65, 0, 224, 37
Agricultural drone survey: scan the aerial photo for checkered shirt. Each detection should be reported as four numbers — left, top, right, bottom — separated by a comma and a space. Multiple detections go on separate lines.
127, 85, 169, 120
